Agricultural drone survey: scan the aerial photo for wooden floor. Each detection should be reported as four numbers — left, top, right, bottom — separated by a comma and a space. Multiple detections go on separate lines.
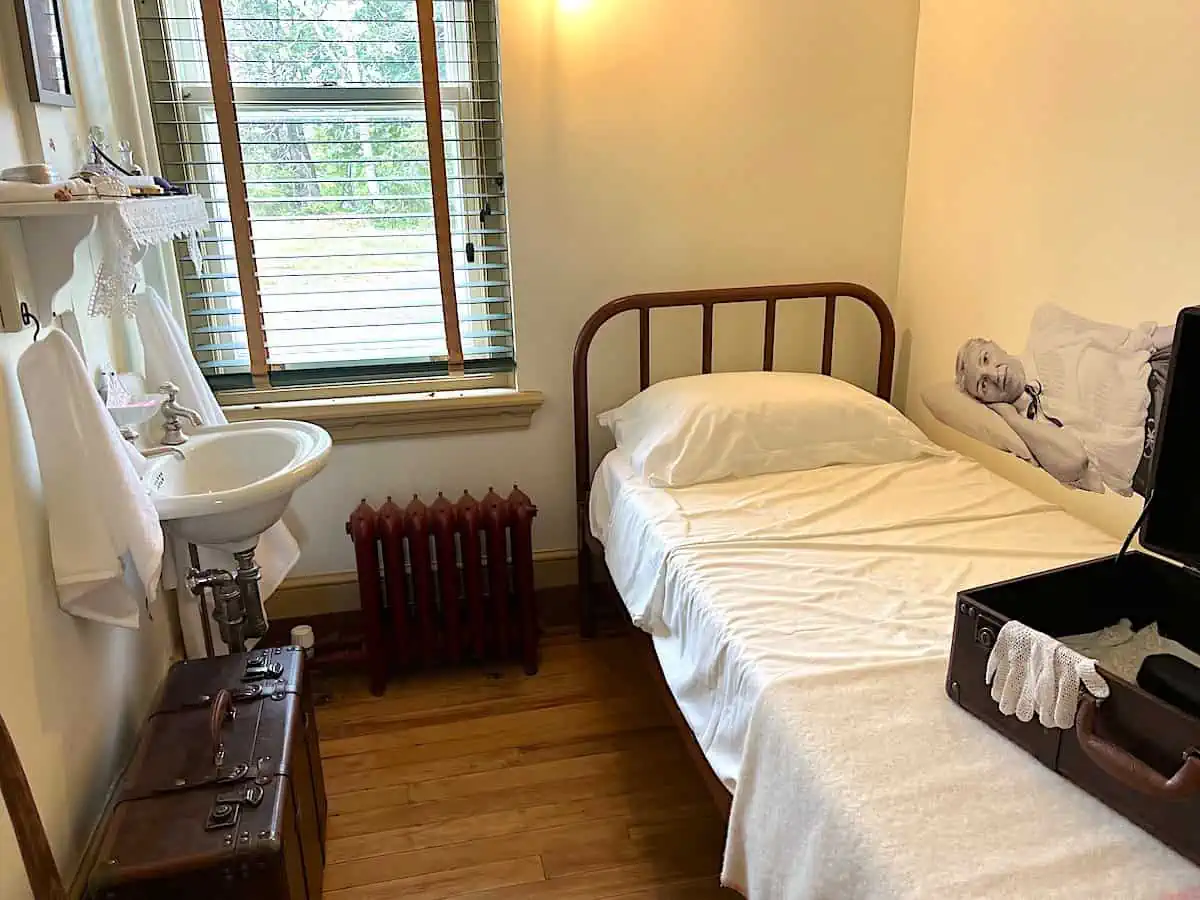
315, 630, 740, 899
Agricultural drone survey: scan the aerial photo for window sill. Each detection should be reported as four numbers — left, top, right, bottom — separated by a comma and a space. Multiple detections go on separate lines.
222, 388, 544, 443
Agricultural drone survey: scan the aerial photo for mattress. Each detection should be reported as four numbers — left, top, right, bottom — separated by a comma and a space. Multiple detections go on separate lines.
588, 449, 1117, 790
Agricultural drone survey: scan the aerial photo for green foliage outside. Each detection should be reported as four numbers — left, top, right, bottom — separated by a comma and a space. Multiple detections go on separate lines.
222, 0, 462, 227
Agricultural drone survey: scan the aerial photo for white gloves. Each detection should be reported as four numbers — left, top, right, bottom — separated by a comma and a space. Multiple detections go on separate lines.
986, 621, 1110, 729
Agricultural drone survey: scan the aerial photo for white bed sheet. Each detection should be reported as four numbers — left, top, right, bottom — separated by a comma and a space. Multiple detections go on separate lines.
589, 450, 1200, 896
589, 449, 1116, 789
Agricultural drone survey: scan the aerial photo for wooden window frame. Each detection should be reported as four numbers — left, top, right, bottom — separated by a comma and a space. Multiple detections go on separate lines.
194, 0, 498, 390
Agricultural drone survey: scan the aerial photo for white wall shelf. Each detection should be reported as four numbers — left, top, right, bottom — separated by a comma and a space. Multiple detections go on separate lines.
0, 196, 204, 334
0, 198, 119, 219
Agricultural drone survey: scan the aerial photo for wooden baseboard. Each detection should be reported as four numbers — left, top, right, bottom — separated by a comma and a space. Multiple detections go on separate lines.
268, 549, 579, 621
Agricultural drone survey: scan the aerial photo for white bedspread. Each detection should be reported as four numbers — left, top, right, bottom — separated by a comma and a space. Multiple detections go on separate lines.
589, 451, 1200, 898
725, 659, 1199, 899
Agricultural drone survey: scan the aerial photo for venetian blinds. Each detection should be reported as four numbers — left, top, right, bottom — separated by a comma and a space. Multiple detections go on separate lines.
136, 0, 513, 387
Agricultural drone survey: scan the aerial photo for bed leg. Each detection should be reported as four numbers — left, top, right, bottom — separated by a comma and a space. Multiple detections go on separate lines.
578, 540, 596, 639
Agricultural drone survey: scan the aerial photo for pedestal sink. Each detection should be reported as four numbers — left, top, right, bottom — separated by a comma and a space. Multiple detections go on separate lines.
143, 420, 331, 550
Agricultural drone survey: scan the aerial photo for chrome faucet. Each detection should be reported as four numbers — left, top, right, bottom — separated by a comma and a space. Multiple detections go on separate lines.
158, 381, 203, 446
117, 426, 185, 460
141, 444, 185, 461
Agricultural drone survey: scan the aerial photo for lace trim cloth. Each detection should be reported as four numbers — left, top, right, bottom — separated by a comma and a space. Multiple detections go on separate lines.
986, 620, 1110, 729
88, 195, 208, 318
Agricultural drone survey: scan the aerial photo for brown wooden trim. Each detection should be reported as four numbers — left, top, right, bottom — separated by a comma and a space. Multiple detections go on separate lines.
199, 0, 268, 380
572, 282, 897, 501
763, 297, 777, 370
821, 294, 837, 375
416, 0, 465, 373
639, 306, 651, 390
1, 710, 67, 900
632, 629, 732, 819
701, 302, 714, 374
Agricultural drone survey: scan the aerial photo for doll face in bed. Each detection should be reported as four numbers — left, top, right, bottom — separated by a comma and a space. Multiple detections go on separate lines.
957, 339, 1027, 404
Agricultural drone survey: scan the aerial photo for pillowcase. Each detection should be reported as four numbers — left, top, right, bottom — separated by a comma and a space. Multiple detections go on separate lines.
598, 371, 940, 487
920, 381, 1034, 461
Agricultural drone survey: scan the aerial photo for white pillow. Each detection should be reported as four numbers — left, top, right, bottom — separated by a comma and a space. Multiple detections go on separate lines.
921, 381, 1034, 461
598, 371, 940, 487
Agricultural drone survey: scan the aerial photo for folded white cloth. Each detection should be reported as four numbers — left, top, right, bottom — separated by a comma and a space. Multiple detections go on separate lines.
1062, 618, 1200, 684
18, 330, 163, 628
986, 620, 1110, 728
135, 287, 300, 655
0, 180, 92, 203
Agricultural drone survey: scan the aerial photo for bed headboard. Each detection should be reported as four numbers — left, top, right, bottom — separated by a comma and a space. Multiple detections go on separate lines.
572, 282, 897, 504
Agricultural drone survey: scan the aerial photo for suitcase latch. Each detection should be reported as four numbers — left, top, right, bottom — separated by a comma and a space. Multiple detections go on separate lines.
975, 612, 1003, 651
242, 656, 284, 682
206, 784, 265, 831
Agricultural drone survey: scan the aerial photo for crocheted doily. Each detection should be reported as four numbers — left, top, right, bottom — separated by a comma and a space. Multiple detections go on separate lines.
88, 194, 207, 318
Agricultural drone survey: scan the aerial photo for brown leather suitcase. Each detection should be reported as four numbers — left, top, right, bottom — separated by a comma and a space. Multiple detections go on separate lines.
947, 307, 1200, 867
154, 647, 327, 848
85, 650, 325, 899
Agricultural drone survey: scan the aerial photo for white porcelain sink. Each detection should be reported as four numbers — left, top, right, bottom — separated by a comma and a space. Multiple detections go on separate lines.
144, 420, 331, 550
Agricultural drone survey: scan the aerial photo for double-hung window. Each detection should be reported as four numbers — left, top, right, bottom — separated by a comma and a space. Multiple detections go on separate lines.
136, 0, 513, 393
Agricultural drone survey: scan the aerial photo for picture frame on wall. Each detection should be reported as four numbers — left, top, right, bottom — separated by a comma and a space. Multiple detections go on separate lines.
13, 0, 74, 107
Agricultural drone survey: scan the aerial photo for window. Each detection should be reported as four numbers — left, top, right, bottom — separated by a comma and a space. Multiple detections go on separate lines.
136, 0, 513, 392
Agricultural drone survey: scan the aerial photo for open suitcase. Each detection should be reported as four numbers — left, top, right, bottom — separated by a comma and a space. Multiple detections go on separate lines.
947, 306, 1200, 866
86, 648, 326, 900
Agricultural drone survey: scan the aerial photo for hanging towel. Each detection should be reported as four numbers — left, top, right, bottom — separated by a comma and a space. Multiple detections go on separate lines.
18, 329, 163, 629
135, 287, 301, 655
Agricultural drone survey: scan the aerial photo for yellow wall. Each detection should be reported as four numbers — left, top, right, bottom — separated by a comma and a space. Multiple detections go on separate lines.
0, 0, 921, 890
897, 1, 1200, 536
0, 4, 173, 898
289, 0, 923, 574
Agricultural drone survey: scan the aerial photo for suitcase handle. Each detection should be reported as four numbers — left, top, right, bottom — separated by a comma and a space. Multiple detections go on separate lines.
1075, 696, 1200, 799
210, 689, 235, 765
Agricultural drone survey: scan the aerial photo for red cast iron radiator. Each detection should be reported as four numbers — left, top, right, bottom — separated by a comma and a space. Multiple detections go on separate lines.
347, 487, 538, 695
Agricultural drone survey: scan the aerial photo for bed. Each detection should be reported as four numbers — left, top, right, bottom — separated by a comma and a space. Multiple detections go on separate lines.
572, 284, 1200, 898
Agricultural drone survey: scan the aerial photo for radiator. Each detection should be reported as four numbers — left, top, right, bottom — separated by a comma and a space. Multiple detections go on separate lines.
347, 486, 538, 695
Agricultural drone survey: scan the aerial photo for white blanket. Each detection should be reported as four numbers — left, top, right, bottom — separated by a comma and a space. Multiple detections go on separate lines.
723, 660, 1200, 899
589, 451, 1200, 896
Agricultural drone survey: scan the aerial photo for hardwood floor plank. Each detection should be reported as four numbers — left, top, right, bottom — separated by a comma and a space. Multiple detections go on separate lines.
324, 855, 545, 900
320, 695, 662, 760
405, 739, 688, 804
319, 634, 643, 716
327, 764, 699, 842
456, 855, 723, 900
324, 726, 675, 797
320, 688, 627, 742
315, 631, 734, 898
325, 819, 631, 891
327, 791, 714, 866
543, 815, 727, 880
608, 876, 742, 899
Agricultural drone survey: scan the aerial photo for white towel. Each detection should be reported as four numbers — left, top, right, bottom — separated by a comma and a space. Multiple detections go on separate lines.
18, 330, 163, 629
135, 287, 300, 656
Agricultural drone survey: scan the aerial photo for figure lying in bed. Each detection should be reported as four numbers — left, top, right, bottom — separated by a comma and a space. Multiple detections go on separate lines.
922, 304, 1175, 496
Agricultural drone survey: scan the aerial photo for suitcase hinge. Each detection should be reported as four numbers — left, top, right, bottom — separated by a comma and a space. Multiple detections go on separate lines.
206, 784, 265, 831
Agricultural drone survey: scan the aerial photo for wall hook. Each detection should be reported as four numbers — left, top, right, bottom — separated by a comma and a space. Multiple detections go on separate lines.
20, 302, 40, 341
